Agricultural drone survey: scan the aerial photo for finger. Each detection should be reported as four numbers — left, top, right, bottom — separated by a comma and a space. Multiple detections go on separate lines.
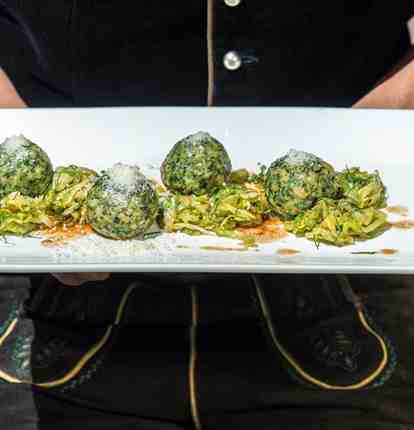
51, 272, 110, 287
51, 273, 84, 286
86, 272, 111, 282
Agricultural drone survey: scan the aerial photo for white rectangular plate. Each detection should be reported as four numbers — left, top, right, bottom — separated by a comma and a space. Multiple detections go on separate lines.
0, 107, 413, 274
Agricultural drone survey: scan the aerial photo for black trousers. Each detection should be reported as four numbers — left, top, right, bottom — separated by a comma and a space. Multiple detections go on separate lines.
1, 273, 414, 430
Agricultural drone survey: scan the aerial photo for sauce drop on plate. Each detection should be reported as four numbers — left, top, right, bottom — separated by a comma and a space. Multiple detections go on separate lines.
380, 248, 399, 255
200, 246, 248, 252
351, 249, 399, 256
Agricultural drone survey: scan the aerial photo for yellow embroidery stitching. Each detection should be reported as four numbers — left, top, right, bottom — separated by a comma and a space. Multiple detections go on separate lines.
189, 286, 202, 430
252, 276, 389, 390
0, 283, 137, 387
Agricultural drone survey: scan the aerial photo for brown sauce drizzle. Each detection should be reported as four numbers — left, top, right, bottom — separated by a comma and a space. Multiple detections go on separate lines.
39, 224, 93, 247
390, 220, 414, 229
386, 206, 409, 216
237, 218, 287, 244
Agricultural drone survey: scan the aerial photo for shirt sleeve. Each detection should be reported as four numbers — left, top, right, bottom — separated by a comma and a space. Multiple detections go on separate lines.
0, 2, 73, 107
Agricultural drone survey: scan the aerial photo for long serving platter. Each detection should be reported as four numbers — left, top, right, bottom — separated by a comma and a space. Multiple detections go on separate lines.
0, 106, 413, 274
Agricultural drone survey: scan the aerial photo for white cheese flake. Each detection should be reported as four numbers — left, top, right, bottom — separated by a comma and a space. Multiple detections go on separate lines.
106, 163, 145, 192
1, 135, 30, 161
284, 149, 318, 166
186, 131, 211, 144
49, 226, 176, 260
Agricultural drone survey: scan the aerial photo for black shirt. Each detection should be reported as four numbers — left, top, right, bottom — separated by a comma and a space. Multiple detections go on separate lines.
0, 1, 413, 107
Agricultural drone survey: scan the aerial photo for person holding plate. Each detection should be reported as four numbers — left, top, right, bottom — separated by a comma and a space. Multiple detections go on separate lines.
0, 2, 414, 430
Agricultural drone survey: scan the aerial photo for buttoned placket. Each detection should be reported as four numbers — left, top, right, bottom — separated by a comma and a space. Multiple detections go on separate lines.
223, 0, 243, 73
207, 0, 259, 107
207, 0, 214, 106
207, 0, 244, 106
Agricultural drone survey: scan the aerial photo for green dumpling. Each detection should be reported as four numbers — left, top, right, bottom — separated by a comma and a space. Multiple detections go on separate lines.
0, 135, 53, 198
86, 163, 159, 240
161, 131, 232, 195
265, 149, 337, 219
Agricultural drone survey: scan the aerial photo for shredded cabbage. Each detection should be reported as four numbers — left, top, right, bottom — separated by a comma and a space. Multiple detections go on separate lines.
335, 167, 386, 209
0, 165, 98, 236
0, 192, 55, 235
160, 183, 270, 239
285, 198, 388, 246
46, 165, 98, 224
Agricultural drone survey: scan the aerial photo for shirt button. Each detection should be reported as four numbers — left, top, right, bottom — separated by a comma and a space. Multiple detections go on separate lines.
224, 0, 241, 6
223, 51, 242, 71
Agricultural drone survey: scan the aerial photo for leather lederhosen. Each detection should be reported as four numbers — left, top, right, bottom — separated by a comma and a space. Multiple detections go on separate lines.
1, 273, 414, 430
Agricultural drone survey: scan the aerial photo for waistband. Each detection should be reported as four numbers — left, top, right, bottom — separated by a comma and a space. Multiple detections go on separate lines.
23, 273, 260, 327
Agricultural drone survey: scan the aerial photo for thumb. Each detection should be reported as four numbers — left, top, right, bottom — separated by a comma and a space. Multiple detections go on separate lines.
353, 81, 403, 109
354, 59, 414, 109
